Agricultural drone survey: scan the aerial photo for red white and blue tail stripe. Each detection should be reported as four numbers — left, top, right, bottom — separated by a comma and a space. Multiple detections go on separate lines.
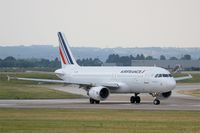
57, 32, 78, 67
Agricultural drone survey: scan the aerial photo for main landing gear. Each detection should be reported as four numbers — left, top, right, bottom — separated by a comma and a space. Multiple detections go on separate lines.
130, 93, 141, 104
89, 98, 100, 104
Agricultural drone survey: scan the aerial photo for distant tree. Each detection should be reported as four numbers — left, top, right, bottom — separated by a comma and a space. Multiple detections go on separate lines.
130, 55, 135, 60
0, 56, 61, 69
140, 54, 145, 60
49, 58, 61, 68
160, 55, 166, 60
136, 54, 140, 60
0, 58, 2, 67
169, 57, 178, 60
77, 58, 102, 66
4, 56, 16, 61
93, 58, 103, 66
136, 54, 145, 60
16, 59, 34, 67
181, 54, 191, 60
2, 56, 17, 67
119, 56, 131, 66
106, 54, 120, 63
146, 56, 153, 60
39, 59, 50, 67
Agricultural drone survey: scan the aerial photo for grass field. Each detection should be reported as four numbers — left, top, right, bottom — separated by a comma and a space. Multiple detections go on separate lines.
178, 89, 200, 97
0, 72, 83, 99
175, 73, 200, 83
0, 109, 199, 133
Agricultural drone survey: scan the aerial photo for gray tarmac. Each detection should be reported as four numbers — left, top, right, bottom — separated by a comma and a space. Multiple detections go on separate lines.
0, 84, 199, 110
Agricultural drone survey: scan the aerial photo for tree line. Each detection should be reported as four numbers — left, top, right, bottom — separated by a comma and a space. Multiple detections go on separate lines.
0, 56, 60, 68
0, 54, 196, 69
105, 54, 193, 66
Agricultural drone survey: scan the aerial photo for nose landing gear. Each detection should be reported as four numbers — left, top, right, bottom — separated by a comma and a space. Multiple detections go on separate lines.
150, 93, 161, 105
153, 99, 160, 105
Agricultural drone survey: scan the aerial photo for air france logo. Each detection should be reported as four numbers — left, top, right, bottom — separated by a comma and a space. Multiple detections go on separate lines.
120, 70, 145, 74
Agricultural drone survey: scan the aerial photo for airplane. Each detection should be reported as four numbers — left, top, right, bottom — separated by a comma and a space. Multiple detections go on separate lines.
9, 32, 192, 105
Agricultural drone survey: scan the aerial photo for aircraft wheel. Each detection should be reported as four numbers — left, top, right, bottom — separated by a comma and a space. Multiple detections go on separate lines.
89, 98, 95, 104
135, 96, 141, 104
153, 99, 160, 105
90, 98, 100, 104
95, 100, 100, 104
130, 96, 136, 103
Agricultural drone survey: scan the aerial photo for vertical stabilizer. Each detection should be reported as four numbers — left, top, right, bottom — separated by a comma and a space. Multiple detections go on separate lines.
57, 32, 78, 67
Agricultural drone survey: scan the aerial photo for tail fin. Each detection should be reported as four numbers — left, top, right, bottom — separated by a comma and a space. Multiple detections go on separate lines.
57, 32, 78, 67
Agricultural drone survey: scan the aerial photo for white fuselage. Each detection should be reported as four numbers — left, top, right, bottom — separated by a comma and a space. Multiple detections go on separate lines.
55, 66, 176, 94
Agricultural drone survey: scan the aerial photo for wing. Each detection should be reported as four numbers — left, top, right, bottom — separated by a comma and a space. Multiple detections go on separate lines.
174, 74, 192, 81
7, 76, 120, 89
8, 76, 66, 83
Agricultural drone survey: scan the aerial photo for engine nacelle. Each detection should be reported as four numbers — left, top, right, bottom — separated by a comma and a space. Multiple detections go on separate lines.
88, 86, 110, 101
156, 91, 172, 100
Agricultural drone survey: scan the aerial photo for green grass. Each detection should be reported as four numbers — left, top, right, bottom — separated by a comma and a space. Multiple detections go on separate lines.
178, 89, 200, 97
0, 109, 199, 133
0, 72, 83, 99
174, 73, 200, 83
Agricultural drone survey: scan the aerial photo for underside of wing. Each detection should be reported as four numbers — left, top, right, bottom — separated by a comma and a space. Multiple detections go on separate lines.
8, 76, 121, 90
72, 81, 120, 90
101, 82, 120, 89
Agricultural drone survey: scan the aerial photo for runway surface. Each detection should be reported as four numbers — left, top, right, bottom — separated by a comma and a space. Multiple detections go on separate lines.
0, 84, 199, 110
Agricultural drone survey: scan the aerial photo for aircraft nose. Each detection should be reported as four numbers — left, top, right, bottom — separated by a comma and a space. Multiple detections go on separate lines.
169, 79, 176, 89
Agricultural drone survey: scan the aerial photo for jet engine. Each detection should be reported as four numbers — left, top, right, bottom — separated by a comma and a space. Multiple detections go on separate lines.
156, 91, 172, 100
88, 86, 110, 101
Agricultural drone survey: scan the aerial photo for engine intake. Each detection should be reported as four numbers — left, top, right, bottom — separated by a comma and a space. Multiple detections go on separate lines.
156, 91, 172, 100
88, 86, 110, 101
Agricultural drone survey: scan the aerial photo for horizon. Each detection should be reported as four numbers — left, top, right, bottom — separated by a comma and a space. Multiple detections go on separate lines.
0, 45, 200, 61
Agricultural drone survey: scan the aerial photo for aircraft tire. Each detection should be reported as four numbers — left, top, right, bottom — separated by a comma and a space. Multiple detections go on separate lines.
95, 100, 100, 104
89, 98, 95, 104
130, 96, 136, 103
135, 96, 141, 104
90, 98, 100, 104
153, 99, 160, 105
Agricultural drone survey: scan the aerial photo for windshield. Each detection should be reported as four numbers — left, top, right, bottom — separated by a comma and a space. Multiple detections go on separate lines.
155, 74, 172, 78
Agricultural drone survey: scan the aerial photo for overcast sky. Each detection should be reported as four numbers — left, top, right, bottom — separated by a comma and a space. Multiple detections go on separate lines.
0, 0, 199, 48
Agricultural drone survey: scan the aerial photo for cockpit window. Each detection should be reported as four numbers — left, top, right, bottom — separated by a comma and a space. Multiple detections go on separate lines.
155, 74, 158, 78
163, 74, 168, 77
155, 74, 172, 78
